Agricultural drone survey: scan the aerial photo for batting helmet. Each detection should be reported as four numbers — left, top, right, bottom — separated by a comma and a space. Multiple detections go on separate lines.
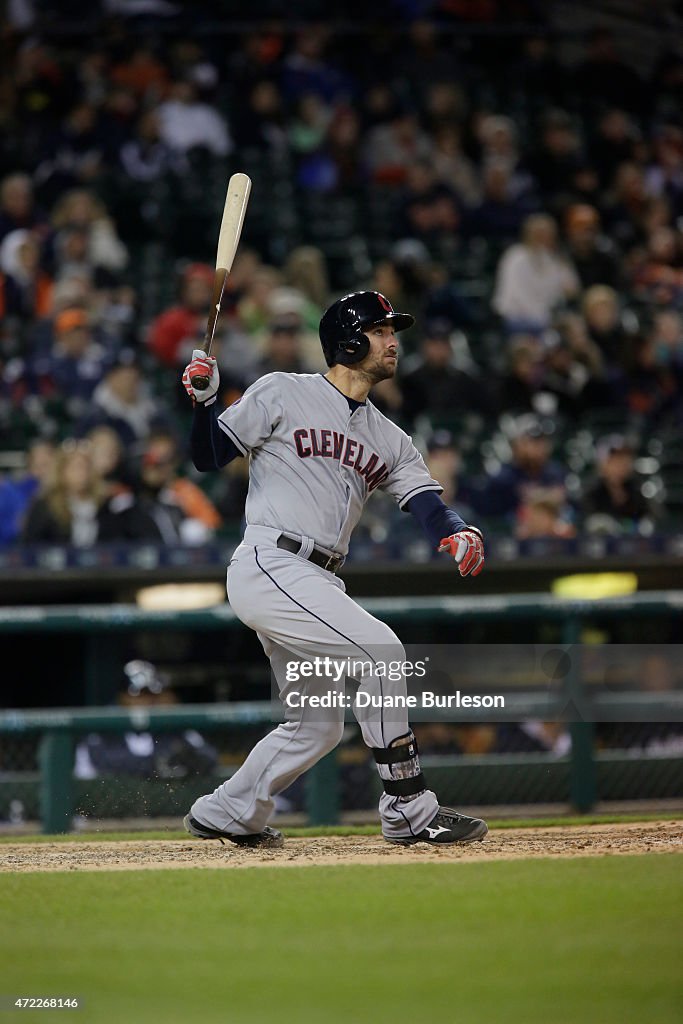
319, 291, 415, 367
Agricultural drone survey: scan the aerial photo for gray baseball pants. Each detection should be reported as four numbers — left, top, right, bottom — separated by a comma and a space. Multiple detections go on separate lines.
190, 525, 438, 839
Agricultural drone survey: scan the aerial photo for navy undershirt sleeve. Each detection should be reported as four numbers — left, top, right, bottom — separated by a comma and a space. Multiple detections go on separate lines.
406, 490, 468, 549
191, 400, 242, 470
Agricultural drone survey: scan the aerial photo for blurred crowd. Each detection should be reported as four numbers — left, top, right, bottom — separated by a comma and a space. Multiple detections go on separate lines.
1, 8, 682, 551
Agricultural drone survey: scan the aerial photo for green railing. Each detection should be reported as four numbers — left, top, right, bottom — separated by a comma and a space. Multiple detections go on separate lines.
1, 591, 681, 833
1, 590, 681, 634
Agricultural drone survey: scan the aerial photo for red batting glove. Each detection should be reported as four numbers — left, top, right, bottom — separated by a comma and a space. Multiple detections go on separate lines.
439, 527, 485, 577
181, 351, 219, 402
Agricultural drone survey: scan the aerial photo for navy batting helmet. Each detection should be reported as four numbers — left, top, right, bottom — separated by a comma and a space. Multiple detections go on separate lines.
319, 291, 415, 367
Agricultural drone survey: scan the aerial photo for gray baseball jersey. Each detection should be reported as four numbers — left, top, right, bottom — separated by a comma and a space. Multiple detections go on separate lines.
216, 371, 442, 555
191, 369, 443, 842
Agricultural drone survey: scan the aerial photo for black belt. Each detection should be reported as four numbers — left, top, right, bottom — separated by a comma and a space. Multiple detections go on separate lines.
276, 535, 344, 573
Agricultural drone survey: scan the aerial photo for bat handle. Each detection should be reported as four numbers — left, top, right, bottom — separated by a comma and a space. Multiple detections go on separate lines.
190, 271, 227, 392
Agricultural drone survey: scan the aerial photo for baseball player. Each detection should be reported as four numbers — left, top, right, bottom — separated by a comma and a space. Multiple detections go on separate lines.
181, 291, 487, 848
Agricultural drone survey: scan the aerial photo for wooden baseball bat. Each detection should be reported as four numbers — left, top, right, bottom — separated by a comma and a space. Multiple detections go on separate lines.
190, 171, 252, 390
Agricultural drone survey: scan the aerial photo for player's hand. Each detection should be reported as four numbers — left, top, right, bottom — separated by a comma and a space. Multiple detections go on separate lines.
182, 349, 220, 403
439, 527, 485, 577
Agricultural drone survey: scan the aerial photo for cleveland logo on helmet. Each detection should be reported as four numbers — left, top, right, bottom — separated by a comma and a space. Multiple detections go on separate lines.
318, 291, 415, 367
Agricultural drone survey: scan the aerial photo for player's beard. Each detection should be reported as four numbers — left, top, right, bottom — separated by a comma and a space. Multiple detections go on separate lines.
357, 352, 397, 387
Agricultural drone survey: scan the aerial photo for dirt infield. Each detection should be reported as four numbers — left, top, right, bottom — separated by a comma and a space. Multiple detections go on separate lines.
1, 821, 681, 873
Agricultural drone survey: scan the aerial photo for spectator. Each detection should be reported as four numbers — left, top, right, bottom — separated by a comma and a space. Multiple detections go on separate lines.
397, 159, 462, 252
167, 39, 219, 99
650, 309, 683, 371
232, 79, 288, 153
422, 81, 468, 138
141, 430, 221, 536
47, 188, 128, 279
581, 284, 636, 366
21, 440, 107, 545
526, 109, 584, 211
424, 430, 477, 523
399, 318, 491, 425
471, 414, 567, 521
511, 34, 570, 109
235, 264, 284, 337
322, 104, 365, 192
565, 161, 603, 210
552, 311, 605, 380
540, 332, 590, 419
422, 262, 475, 333
98, 84, 139, 159
147, 261, 213, 369
494, 334, 544, 414
0, 172, 46, 244
85, 423, 133, 499
377, 239, 439, 339
119, 107, 187, 183
573, 28, 645, 117
624, 333, 682, 427
466, 161, 539, 242
602, 162, 652, 252
401, 19, 459, 103
94, 283, 139, 352
498, 721, 571, 756
288, 93, 331, 158
645, 123, 683, 221
562, 203, 621, 289
474, 113, 534, 200
99, 430, 221, 545
212, 457, 250, 528
452, 725, 500, 756
51, 222, 123, 291
283, 245, 329, 312
515, 486, 576, 540
226, 29, 286, 100
74, 659, 218, 780
650, 49, 683, 115
590, 108, 641, 190
640, 195, 675, 239
48, 272, 94, 317
157, 79, 232, 158
249, 310, 317, 382
268, 282, 322, 334
410, 722, 460, 755
38, 306, 110, 417
369, 376, 404, 420
492, 213, 579, 335
12, 40, 73, 165
632, 226, 683, 309
431, 126, 480, 207
110, 44, 170, 102
364, 105, 433, 187
74, 352, 172, 448
75, 49, 111, 109
580, 434, 656, 534
0, 228, 53, 319
33, 102, 106, 205
0, 439, 56, 546
261, 286, 324, 370
280, 25, 353, 106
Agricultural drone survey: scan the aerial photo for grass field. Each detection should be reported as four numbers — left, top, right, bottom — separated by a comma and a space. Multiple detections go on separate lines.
2, 833, 682, 1024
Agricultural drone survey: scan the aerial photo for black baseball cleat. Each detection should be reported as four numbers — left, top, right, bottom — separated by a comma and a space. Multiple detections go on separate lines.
385, 807, 488, 846
183, 814, 284, 848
